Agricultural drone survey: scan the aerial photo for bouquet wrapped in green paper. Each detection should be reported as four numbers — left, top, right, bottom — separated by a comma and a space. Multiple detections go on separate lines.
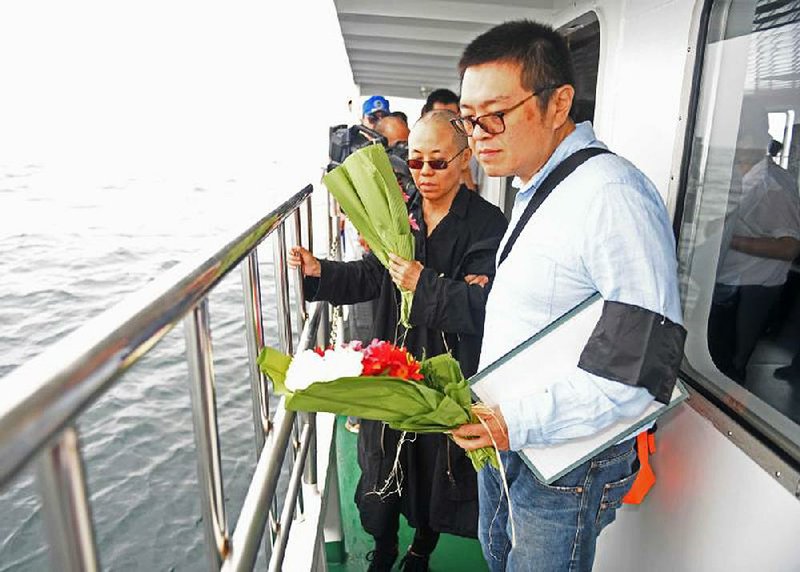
323, 144, 415, 327
257, 340, 497, 471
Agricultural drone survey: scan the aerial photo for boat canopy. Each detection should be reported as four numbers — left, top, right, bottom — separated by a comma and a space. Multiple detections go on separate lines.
332, 0, 558, 99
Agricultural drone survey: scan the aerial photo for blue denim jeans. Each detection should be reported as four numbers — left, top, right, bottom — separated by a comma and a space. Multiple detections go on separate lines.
478, 439, 638, 572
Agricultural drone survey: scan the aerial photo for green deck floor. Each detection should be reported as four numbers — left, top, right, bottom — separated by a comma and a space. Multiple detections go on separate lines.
327, 417, 488, 572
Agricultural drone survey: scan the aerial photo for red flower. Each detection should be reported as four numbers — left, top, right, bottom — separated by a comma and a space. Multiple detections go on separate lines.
361, 339, 424, 381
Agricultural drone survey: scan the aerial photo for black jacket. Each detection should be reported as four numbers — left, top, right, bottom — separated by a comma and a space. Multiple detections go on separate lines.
305, 186, 507, 537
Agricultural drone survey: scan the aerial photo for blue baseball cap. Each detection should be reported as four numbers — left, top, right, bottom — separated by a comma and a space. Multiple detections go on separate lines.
362, 95, 390, 117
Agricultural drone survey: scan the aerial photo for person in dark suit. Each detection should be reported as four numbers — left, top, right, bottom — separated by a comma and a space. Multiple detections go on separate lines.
289, 110, 507, 572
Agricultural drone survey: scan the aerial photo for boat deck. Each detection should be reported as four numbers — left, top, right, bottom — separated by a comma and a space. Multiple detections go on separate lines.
329, 416, 487, 571
328, 300, 487, 570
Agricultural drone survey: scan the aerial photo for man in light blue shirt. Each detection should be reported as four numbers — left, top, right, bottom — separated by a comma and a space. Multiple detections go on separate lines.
451, 21, 684, 571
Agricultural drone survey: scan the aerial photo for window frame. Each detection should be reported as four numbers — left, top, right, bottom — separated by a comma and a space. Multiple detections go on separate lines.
673, 0, 800, 474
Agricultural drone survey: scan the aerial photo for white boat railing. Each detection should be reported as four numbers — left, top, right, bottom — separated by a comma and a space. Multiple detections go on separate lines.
0, 184, 341, 571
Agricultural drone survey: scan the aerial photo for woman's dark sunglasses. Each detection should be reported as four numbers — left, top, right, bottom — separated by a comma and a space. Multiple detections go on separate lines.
406, 146, 468, 170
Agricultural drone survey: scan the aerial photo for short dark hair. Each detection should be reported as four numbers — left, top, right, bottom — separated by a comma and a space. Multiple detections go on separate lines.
421, 88, 460, 115
390, 110, 408, 125
458, 20, 575, 112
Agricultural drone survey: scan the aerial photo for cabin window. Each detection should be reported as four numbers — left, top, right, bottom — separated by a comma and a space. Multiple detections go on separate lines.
677, 0, 800, 460
561, 12, 600, 124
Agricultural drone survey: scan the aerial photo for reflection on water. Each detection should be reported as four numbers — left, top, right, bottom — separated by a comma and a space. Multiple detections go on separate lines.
0, 163, 296, 570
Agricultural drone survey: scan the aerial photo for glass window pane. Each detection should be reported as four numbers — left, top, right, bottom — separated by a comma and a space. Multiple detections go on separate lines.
678, 0, 800, 460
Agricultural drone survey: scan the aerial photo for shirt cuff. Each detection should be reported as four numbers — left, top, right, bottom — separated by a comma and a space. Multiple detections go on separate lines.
498, 372, 655, 450
312, 259, 339, 301
498, 392, 550, 450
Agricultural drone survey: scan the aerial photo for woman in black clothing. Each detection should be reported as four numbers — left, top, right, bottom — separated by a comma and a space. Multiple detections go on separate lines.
289, 110, 507, 572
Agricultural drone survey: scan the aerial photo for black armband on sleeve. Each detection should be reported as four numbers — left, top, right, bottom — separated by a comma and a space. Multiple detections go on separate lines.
578, 300, 686, 404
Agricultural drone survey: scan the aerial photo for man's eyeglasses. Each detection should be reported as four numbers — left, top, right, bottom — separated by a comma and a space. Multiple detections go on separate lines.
406, 147, 468, 170
450, 86, 561, 136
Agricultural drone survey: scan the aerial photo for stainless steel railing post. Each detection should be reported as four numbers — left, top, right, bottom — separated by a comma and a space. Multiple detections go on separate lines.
267, 423, 313, 572
241, 250, 270, 450
331, 197, 343, 262
35, 427, 99, 572
292, 208, 308, 328
314, 538, 327, 572
294, 205, 319, 488
240, 249, 278, 557
184, 299, 229, 569
321, 434, 344, 568
317, 302, 330, 350
273, 224, 293, 355
327, 192, 336, 259
299, 412, 318, 487
272, 220, 305, 517
220, 405, 296, 572
305, 194, 314, 255
296, 303, 324, 488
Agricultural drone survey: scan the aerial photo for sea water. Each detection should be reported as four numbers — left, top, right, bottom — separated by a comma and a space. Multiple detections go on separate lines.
0, 163, 308, 570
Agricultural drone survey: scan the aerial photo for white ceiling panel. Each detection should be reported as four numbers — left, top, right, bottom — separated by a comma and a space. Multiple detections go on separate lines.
333, 0, 557, 98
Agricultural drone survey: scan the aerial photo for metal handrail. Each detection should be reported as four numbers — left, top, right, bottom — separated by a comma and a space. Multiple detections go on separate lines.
0, 185, 312, 488
269, 423, 313, 572
221, 403, 296, 572
35, 428, 99, 571
185, 298, 230, 566
0, 183, 323, 570
0, 183, 347, 571
220, 301, 324, 572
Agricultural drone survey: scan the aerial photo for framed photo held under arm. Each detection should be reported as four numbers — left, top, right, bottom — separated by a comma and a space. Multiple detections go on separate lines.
470, 294, 688, 484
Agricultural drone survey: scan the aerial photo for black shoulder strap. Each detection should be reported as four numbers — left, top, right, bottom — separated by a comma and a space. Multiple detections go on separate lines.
498, 147, 613, 267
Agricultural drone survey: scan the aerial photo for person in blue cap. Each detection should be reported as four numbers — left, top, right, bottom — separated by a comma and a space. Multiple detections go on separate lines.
362, 95, 391, 128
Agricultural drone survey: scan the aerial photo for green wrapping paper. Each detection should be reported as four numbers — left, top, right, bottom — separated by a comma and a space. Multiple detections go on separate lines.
323, 144, 415, 328
258, 347, 497, 471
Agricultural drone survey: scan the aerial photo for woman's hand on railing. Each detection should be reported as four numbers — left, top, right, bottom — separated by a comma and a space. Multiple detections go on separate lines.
289, 246, 321, 278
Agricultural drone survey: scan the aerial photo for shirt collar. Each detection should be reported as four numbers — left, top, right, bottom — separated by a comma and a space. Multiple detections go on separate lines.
449, 185, 471, 219
410, 184, 470, 219
517, 121, 604, 197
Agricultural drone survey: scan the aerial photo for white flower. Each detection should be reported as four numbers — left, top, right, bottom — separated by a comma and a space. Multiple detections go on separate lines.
284, 351, 324, 391
322, 347, 364, 379
284, 347, 364, 391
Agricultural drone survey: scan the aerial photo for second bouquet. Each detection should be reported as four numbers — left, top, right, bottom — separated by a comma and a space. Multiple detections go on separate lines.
322, 144, 415, 327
